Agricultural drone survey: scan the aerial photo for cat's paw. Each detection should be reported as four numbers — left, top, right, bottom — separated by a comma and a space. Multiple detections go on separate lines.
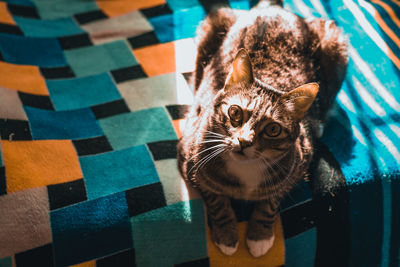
246, 235, 275, 257
215, 241, 239, 255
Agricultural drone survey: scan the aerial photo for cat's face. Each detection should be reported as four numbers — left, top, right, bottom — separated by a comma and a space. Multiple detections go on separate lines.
213, 87, 294, 163
209, 49, 318, 163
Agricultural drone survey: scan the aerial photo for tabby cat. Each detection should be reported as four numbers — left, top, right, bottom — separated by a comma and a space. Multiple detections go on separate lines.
177, 0, 347, 257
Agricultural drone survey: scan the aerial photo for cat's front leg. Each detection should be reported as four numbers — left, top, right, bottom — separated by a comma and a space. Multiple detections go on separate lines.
200, 190, 239, 255
246, 199, 278, 257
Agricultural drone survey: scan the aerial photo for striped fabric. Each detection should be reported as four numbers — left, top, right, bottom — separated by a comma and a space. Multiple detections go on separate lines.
0, 0, 398, 266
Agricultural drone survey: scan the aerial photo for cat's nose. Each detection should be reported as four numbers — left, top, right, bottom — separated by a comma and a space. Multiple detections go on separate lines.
238, 138, 251, 149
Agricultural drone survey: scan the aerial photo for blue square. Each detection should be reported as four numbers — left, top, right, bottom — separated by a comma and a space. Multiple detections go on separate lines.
13, 17, 85, 37
131, 200, 207, 267
149, 7, 205, 43
24, 106, 103, 140
50, 192, 133, 266
47, 73, 122, 111
99, 107, 177, 150
79, 145, 160, 200
0, 33, 66, 67
166, 0, 201, 11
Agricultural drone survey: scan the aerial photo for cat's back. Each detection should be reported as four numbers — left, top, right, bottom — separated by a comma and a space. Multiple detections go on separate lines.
218, 6, 316, 91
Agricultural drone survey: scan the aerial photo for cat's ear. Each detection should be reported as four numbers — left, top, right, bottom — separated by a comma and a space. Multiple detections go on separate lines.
280, 83, 319, 120
224, 48, 254, 89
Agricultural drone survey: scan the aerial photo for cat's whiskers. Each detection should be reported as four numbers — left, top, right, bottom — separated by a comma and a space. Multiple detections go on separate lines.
189, 146, 227, 175
188, 143, 227, 162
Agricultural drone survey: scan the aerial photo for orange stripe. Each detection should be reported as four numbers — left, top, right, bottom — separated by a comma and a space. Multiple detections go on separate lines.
391, 0, 400, 7
344, 0, 400, 71
0, 2, 15, 25
360, 0, 400, 50
371, 0, 400, 29
96, 0, 166, 17
2, 140, 83, 193
0, 61, 49, 95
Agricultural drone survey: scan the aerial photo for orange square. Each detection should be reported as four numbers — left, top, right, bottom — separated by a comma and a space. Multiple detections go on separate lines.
0, 2, 15, 25
1, 140, 83, 193
208, 217, 285, 266
70, 260, 96, 267
172, 119, 182, 139
0, 61, 48, 95
97, 0, 166, 17
133, 42, 176, 77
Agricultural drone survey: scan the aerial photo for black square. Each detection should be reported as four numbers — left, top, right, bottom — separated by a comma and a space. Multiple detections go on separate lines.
18, 92, 54, 110
198, 0, 230, 13
0, 23, 23, 35
72, 135, 113, 156
128, 31, 159, 49
147, 140, 178, 160
96, 248, 135, 267
47, 179, 87, 210
7, 3, 40, 19
111, 65, 147, 83
140, 4, 172, 18
58, 33, 93, 50
280, 200, 316, 239
166, 105, 190, 120
90, 99, 130, 119
0, 167, 6, 196
181, 72, 193, 85
15, 244, 54, 267
74, 10, 108, 25
125, 182, 167, 217
174, 257, 210, 267
40, 66, 75, 79
0, 119, 32, 140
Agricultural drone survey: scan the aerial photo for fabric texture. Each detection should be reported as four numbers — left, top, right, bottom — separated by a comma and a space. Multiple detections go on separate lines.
0, 0, 399, 266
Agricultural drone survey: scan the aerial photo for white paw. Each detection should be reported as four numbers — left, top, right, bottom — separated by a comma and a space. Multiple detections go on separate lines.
215, 241, 239, 255
246, 235, 275, 257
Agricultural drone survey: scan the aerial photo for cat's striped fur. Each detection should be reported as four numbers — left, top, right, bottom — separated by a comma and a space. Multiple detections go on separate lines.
177, 0, 347, 257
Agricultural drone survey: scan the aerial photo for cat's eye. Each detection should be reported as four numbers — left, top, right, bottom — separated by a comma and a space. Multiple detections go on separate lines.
228, 105, 243, 127
263, 122, 282, 138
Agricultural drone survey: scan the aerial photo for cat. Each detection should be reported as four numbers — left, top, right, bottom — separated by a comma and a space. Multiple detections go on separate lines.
177, 0, 347, 257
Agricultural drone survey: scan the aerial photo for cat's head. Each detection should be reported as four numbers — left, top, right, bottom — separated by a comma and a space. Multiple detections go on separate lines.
211, 49, 318, 162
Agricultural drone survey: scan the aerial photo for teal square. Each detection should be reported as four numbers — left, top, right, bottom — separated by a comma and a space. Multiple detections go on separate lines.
99, 107, 177, 150
131, 200, 207, 267
13, 17, 84, 37
0, 257, 12, 267
79, 145, 160, 200
47, 73, 121, 111
31, 0, 98, 19
64, 40, 138, 77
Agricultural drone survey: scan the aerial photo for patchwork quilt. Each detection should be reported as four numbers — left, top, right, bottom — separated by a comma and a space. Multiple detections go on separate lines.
0, 0, 399, 266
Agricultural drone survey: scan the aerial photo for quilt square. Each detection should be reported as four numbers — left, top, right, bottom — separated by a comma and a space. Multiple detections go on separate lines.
97, 0, 166, 17
0, 257, 11, 267
40, 65, 75, 79
0, 187, 51, 257
50, 192, 133, 266
1, 140, 82, 193
13, 16, 84, 37
0, 33, 66, 67
18, 92, 54, 110
0, 167, 5, 196
79, 145, 160, 200
83, 11, 153, 45
96, 248, 135, 267
0, 61, 48, 95
99, 107, 177, 150
131, 199, 207, 267
47, 179, 87, 210
47, 73, 121, 111
0, 87, 27, 120
0, 2, 16, 25
125, 182, 167, 217
72, 136, 113, 156
24, 106, 103, 140
117, 73, 193, 112
64, 40, 138, 77
147, 7, 205, 43
0, 119, 32, 140
14, 244, 54, 267
32, 0, 98, 20
90, 99, 130, 119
